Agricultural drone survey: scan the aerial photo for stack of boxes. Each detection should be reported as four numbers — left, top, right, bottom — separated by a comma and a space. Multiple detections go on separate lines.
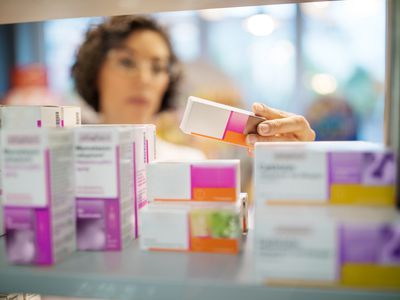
141, 160, 248, 254
254, 141, 399, 289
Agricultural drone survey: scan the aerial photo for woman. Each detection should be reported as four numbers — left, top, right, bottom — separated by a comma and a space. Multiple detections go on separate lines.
72, 15, 314, 160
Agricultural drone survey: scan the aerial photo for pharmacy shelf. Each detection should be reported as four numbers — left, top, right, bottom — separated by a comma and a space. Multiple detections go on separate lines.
0, 235, 399, 300
0, 0, 320, 24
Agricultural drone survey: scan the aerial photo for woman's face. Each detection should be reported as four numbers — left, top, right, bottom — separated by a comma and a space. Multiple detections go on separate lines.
98, 29, 171, 124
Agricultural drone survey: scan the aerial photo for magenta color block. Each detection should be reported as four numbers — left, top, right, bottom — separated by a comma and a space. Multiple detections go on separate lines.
4, 207, 53, 265
61, 120, 65, 127
191, 165, 236, 188
105, 199, 121, 250
37, 120, 42, 128
225, 111, 248, 134
35, 208, 53, 264
133, 142, 139, 239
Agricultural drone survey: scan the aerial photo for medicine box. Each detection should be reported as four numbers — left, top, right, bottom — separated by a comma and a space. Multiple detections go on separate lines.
255, 141, 396, 206
2, 129, 75, 265
147, 160, 240, 202
254, 206, 400, 289
0, 105, 61, 129
140, 196, 245, 254
74, 126, 134, 250
180, 96, 264, 148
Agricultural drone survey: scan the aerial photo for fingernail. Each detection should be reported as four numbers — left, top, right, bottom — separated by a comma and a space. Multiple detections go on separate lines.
246, 134, 257, 145
253, 103, 263, 112
259, 124, 270, 134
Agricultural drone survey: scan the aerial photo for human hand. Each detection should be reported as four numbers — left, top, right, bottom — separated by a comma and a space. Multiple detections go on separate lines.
246, 103, 315, 148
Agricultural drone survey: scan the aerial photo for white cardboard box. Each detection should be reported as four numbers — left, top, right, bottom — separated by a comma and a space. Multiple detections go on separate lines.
2, 129, 75, 265
140, 195, 245, 254
180, 96, 264, 148
74, 126, 134, 250
147, 160, 240, 202
255, 141, 396, 206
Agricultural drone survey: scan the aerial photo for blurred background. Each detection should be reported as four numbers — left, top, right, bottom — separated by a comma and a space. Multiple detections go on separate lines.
0, 0, 386, 194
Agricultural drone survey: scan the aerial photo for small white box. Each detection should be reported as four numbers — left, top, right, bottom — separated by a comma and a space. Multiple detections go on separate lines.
0, 105, 61, 129
140, 197, 244, 254
255, 141, 396, 206
2, 129, 75, 265
147, 160, 240, 202
74, 126, 134, 250
180, 96, 265, 148
60, 106, 81, 127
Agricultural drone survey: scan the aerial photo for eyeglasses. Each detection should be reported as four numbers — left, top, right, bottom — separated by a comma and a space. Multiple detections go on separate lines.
107, 48, 176, 79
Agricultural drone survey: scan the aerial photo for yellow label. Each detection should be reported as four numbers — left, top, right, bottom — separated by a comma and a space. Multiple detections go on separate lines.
341, 264, 400, 289
330, 185, 395, 205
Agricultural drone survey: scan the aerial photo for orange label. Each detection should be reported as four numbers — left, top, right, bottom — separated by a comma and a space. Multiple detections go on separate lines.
191, 132, 250, 148
192, 187, 236, 201
223, 130, 247, 147
190, 237, 239, 254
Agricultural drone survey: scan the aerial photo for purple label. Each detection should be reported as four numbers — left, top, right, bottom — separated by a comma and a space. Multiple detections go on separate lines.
4, 207, 52, 265
340, 223, 400, 265
329, 153, 363, 184
191, 165, 236, 188
76, 199, 121, 251
329, 152, 396, 186
361, 152, 396, 185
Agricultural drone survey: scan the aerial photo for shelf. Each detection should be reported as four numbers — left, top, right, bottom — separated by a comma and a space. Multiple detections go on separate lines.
0, 235, 399, 300
0, 0, 321, 24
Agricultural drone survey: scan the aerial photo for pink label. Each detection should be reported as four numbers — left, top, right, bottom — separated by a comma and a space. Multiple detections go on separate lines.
225, 111, 249, 135
133, 142, 138, 239
191, 165, 236, 188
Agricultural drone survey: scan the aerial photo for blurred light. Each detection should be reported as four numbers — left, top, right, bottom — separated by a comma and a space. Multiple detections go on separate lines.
244, 14, 275, 37
301, 1, 330, 18
311, 73, 337, 95
199, 8, 226, 21
270, 40, 295, 64
345, 0, 380, 18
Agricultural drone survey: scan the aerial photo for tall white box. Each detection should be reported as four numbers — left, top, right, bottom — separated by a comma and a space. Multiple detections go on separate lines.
0, 105, 81, 236
74, 126, 134, 250
1, 129, 75, 265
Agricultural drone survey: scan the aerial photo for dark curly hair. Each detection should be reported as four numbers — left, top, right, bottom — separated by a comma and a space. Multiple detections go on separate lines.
71, 15, 180, 113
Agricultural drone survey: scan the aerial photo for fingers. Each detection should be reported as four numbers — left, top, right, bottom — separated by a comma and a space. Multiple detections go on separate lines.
252, 102, 292, 119
246, 133, 299, 147
257, 115, 316, 141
